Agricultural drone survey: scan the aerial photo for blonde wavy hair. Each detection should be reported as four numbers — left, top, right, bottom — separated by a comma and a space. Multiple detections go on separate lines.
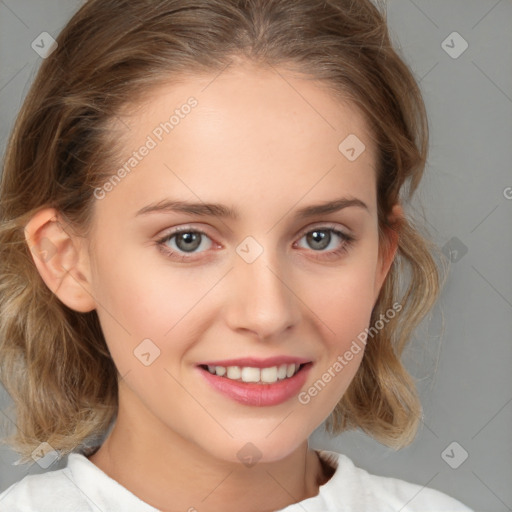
0, 0, 440, 460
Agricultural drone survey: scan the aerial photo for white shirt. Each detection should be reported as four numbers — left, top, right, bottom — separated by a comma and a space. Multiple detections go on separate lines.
0, 450, 473, 511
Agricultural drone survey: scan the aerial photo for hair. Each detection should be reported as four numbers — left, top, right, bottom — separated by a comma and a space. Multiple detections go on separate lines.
0, 0, 440, 460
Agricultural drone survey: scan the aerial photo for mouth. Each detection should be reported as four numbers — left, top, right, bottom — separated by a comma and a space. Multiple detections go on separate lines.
196, 359, 313, 406
196, 355, 314, 407
198, 362, 310, 384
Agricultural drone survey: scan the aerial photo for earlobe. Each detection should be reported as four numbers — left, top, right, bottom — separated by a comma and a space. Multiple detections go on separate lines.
24, 208, 96, 313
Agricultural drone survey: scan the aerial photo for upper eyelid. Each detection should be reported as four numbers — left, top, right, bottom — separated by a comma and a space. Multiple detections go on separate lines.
158, 222, 352, 240
297, 223, 351, 236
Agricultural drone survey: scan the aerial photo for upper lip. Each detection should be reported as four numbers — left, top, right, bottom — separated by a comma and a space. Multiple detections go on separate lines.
197, 356, 312, 368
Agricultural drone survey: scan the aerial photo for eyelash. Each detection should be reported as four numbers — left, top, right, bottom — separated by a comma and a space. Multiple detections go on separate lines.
155, 224, 355, 262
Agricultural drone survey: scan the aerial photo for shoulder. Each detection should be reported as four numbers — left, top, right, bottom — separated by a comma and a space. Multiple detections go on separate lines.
0, 453, 158, 512
316, 450, 474, 512
0, 461, 88, 512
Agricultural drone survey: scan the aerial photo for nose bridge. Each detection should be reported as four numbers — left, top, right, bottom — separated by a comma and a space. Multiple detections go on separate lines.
226, 239, 301, 339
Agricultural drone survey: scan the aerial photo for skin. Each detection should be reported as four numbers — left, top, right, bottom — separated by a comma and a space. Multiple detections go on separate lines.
26, 60, 399, 512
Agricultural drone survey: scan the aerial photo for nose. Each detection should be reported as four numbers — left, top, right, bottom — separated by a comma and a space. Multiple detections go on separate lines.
224, 249, 302, 340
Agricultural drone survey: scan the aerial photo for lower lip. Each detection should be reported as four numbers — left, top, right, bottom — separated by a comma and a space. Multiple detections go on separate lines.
198, 364, 312, 407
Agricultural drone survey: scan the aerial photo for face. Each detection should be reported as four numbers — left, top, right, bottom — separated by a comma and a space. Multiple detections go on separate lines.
83, 61, 393, 464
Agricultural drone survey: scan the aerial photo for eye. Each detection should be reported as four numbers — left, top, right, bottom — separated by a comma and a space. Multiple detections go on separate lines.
294, 225, 355, 260
156, 227, 213, 259
155, 224, 355, 262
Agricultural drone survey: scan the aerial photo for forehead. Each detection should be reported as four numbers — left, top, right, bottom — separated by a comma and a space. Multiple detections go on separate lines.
127, 63, 375, 156
100, 63, 378, 218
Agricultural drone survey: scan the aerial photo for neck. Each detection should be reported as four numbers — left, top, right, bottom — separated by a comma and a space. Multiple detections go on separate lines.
88, 389, 332, 512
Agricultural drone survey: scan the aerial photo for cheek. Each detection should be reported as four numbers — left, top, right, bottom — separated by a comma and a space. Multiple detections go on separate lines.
307, 251, 380, 341
298, 246, 379, 400
318, 279, 375, 332
88, 244, 221, 373
297, 268, 376, 418
313, 280, 372, 374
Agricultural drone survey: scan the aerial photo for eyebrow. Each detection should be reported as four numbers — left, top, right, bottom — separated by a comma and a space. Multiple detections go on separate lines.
135, 197, 368, 220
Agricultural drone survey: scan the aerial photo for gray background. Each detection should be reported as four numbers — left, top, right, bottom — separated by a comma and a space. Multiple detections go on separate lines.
0, 1, 511, 511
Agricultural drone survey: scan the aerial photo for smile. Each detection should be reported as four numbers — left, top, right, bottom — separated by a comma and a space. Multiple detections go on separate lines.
197, 358, 313, 407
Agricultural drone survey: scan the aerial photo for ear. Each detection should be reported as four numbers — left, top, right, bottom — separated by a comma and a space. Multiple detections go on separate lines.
24, 208, 95, 313
373, 204, 402, 301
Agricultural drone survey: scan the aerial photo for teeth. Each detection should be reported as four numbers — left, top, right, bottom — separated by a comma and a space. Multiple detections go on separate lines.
286, 364, 296, 378
226, 366, 241, 380
261, 366, 278, 383
277, 364, 288, 380
205, 363, 301, 383
241, 367, 260, 383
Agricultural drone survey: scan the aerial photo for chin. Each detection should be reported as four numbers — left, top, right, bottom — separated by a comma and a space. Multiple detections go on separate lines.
195, 426, 312, 467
